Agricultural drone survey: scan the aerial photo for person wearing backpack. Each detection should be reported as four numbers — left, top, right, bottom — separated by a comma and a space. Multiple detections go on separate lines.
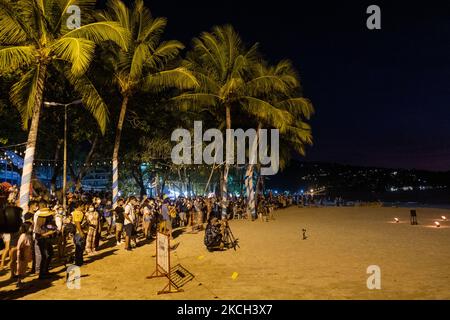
71, 201, 87, 267
33, 200, 57, 279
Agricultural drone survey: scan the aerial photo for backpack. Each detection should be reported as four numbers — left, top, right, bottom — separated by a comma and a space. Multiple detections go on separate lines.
169, 206, 177, 219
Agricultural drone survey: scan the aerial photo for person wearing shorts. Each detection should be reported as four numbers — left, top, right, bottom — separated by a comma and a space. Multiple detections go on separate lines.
114, 199, 125, 245
142, 202, 152, 240
1, 233, 11, 270
123, 197, 137, 251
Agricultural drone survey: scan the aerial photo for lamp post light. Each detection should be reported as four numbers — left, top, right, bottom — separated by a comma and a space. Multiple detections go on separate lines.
44, 99, 82, 211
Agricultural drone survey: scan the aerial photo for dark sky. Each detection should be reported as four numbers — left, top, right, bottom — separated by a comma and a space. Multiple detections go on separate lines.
141, 0, 450, 171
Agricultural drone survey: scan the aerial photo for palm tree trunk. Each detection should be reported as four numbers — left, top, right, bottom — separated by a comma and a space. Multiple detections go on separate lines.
204, 164, 216, 194
50, 139, 63, 194
131, 164, 146, 198
246, 123, 261, 219
221, 104, 232, 217
245, 164, 255, 219
112, 96, 129, 207
19, 64, 47, 213
75, 135, 98, 191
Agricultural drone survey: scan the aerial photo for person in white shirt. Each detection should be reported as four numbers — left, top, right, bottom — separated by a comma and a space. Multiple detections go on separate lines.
124, 196, 137, 251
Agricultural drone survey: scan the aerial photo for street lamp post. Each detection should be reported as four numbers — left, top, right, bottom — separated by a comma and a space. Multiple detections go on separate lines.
44, 99, 82, 211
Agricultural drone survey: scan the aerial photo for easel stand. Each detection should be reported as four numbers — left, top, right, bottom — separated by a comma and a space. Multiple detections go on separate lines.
147, 232, 183, 295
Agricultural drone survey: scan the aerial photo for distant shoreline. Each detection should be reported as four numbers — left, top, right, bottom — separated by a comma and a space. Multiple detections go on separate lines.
381, 202, 450, 210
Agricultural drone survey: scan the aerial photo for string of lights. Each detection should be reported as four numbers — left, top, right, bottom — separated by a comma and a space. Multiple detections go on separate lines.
0, 142, 27, 150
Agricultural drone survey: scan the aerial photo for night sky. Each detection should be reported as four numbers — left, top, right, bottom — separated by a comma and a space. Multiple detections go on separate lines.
139, 0, 450, 171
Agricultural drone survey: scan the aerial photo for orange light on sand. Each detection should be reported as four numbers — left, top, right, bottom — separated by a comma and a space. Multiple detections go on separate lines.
434, 221, 440, 228
441, 216, 447, 221
394, 218, 399, 223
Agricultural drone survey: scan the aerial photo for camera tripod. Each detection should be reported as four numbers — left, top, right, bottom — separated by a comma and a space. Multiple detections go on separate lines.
222, 221, 239, 251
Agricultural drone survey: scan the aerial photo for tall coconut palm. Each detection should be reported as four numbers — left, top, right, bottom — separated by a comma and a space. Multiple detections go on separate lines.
176, 25, 297, 216
0, 0, 128, 212
247, 59, 314, 217
98, 0, 198, 207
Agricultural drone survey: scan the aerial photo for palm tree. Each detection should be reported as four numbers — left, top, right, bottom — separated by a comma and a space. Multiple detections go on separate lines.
176, 25, 295, 216
0, 0, 128, 211
247, 59, 314, 217
98, 0, 198, 207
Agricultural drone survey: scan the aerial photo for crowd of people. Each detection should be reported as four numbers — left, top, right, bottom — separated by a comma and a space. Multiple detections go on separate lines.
0, 189, 292, 289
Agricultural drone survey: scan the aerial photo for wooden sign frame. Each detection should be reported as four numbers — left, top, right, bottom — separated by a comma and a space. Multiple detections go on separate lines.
147, 231, 183, 295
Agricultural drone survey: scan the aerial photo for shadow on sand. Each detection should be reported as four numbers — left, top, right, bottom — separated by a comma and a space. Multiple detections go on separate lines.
0, 271, 65, 300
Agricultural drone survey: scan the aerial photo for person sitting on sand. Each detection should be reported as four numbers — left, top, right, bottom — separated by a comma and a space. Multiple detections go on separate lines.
204, 217, 224, 252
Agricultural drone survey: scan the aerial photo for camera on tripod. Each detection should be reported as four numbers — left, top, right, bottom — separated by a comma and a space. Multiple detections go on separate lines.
220, 219, 239, 251
204, 217, 239, 252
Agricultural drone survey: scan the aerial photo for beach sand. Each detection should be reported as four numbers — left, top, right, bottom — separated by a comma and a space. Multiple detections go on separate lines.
1, 206, 449, 300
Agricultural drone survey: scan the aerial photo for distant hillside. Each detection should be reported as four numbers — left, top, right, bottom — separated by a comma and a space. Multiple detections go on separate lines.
266, 160, 450, 195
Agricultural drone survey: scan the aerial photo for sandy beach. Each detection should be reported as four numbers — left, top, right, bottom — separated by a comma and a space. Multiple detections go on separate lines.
1, 206, 449, 300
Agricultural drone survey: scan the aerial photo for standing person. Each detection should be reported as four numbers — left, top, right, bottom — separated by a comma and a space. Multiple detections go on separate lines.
114, 198, 125, 245
72, 201, 86, 266
124, 197, 137, 251
16, 222, 33, 288
54, 205, 65, 259
23, 200, 39, 274
7, 231, 20, 280
33, 200, 57, 279
206, 198, 212, 223
142, 200, 152, 240
160, 198, 173, 239
177, 198, 187, 228
85, 204, 99, 255
93, 197, 103, 247
197, 198, 205, 230
0, 233, 11, 271
148, 199, 158, 238
103, 200, 113, 236
187, 199, 194, 228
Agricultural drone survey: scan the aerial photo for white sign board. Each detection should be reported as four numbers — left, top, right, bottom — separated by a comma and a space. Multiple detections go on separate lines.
157, 232, 170, 273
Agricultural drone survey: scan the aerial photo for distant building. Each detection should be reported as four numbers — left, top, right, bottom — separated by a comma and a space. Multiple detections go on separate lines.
81, 168, 110, 192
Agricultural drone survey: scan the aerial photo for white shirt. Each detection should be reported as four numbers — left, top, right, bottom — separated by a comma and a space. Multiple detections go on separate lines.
124, 204, 135, 225
55, 214, 63, 232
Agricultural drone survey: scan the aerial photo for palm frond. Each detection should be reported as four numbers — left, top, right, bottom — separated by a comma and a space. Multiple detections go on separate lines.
54, 0, 97, 31
138, 16, 167, 48
276, 97, 314, 119
172, 93, 220, 112
0, 0, 34, 44
9, 66, 39, 128
103, 0, 130, 30
65, 71, 109, 134
142, 67, 199, 92
147, 40, 184, 70
128, 43, 150, 80
242, 96, 294, 132
0, 45, 36, 74
62, 21, 129, 51
51, 37, 95, 76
